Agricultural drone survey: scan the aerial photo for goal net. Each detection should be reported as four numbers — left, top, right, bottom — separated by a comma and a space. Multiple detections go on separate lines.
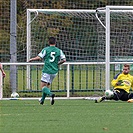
96, 6, 133, 91
1, 6, 133, 99
26, 9, 106, 99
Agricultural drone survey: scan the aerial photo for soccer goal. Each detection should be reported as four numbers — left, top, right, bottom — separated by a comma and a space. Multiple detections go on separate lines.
1, 6, 133, 99
26, 9, 106, 99
26, 6, 133, 97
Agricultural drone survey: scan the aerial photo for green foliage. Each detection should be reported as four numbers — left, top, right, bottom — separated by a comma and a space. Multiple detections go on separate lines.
1, 0, 133, 62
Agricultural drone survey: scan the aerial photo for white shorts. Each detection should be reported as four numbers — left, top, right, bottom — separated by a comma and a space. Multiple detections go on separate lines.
41, 73, 57, 84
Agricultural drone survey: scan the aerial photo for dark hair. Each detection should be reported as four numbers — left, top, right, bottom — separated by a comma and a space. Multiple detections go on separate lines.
123, 64, 130, 69
49, 37, 56, 44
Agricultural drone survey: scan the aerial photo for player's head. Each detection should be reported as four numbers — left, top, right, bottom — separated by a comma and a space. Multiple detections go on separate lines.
123, 64, 130, 74
49, 37, 56, 45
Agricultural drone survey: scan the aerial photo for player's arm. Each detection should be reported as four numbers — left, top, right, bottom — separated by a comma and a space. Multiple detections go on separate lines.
130, 76, 133, 90
28, 56, 42, 62
58, 58, 66, 65
116, 80, 123, 85
111, 79, 118, 87
111, 73, 123, 87
112, 79, 123, 86
0, 63, 6, 77
58, 50, 66, 65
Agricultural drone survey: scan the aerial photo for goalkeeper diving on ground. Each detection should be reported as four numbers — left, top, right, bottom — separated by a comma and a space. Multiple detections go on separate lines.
95, 64, 133, 103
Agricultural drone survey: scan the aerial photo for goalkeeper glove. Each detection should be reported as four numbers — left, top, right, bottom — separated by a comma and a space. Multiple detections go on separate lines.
116, 80, 123, 86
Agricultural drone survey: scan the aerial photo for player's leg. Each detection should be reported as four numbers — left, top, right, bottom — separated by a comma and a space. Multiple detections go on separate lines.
43, 82, 55, 105
40, 73, 56, 105
39, 81, 48, 105
111, 89, 120, 100
127, 93, 133, 102
110, 89, 132, 102
41, 73, 56, 96
48, 74, 57, 105
95, 96, 106, 103
95, 89, 119, 103
39, 73, 51, 105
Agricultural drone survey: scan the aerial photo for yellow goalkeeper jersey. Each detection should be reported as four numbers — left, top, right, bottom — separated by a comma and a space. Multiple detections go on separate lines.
111, 72, 133, 93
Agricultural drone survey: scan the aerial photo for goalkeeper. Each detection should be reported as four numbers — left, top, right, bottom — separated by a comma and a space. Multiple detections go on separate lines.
29, 37, 66, 105
95, 64, 133, 103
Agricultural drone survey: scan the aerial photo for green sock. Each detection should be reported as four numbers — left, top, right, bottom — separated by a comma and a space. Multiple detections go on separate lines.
41, 93, 47, 102
41, 87, 52, 101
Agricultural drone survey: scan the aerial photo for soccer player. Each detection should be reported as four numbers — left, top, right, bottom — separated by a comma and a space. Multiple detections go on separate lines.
29, 37, 66, 105
95, 64, 133, 103
0, 63, 6, 77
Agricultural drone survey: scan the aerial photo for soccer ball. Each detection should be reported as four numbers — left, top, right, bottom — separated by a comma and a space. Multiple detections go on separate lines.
11, 92, 19, 98
105, 90, 114, 98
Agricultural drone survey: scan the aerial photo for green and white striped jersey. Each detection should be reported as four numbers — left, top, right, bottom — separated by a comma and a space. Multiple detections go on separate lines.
38, 46, 66, 74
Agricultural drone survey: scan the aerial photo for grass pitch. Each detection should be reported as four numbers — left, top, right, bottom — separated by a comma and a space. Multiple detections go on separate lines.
0, 99, 133, 133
